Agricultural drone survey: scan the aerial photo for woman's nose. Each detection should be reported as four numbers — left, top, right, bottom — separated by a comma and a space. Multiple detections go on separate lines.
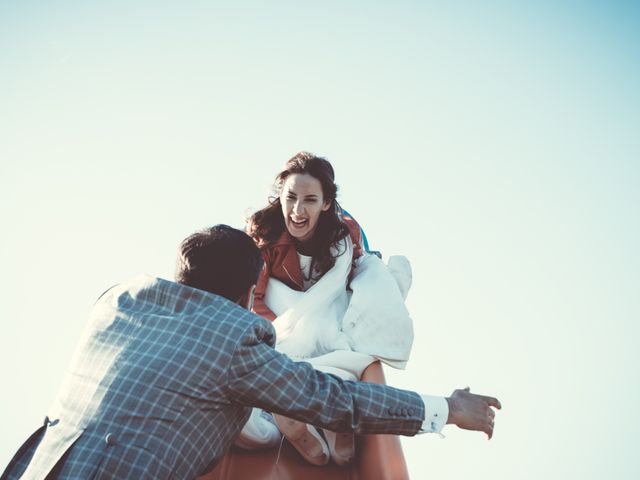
293, 201, 303, 214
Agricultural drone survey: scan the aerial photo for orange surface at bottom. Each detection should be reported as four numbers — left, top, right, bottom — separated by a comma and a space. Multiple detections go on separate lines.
199, 362, 410, 480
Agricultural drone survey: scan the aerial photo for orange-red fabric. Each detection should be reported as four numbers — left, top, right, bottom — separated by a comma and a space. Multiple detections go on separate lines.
252, 216, 363, 321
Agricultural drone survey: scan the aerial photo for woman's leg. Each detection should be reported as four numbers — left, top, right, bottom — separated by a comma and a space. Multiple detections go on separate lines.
322, 428, 355, 466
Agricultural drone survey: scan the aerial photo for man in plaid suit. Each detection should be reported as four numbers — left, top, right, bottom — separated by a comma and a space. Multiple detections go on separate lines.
2, 225, 500, 479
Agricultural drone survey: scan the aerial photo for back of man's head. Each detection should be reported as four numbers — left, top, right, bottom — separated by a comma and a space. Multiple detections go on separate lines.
175, 225, 263, 301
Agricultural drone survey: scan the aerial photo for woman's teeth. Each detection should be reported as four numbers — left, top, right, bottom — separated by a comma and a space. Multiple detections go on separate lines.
291, 218, 308, 227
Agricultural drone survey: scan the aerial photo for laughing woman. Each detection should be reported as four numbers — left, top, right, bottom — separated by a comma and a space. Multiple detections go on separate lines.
249, 152, 362, 323
239, 152, 414, 467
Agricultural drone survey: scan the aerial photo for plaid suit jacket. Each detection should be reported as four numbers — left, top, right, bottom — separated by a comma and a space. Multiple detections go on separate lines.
3, 275, 424, 479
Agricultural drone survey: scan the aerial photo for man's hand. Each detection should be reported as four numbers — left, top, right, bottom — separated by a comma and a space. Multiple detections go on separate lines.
446, 387, 502, 439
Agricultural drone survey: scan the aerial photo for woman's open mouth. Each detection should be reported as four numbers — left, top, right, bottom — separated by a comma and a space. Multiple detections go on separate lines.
290, 217, 308, 229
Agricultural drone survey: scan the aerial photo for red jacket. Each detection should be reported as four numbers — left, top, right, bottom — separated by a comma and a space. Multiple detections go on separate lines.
252, 216, 363, 321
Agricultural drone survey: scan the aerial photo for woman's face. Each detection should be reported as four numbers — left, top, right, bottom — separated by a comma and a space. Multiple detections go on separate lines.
280, 173, 331, 243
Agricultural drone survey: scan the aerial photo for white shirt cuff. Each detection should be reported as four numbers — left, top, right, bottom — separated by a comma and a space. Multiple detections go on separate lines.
419, 395, 449, 435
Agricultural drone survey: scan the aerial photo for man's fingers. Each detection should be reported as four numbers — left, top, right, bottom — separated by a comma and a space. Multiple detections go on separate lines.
456, 388, 501, 410
489, 404, 498, 437
484, 422, 494, 440
479, 395, 501, 409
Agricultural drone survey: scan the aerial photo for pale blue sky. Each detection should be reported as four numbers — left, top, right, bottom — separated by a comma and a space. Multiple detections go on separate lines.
1, 1, 639, 478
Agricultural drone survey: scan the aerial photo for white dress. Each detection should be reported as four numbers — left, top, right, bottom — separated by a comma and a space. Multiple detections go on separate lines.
236, 237, 414, 448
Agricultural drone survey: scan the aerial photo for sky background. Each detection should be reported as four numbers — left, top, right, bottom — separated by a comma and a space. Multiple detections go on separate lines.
1, 1, 639, 478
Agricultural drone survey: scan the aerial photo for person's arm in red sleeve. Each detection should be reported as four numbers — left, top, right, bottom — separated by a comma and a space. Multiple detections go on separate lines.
342, 215, 364, 259
251, 252, 277, 322
350, 222, 363, 260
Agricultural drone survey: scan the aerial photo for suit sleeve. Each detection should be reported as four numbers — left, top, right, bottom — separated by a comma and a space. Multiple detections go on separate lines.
224, 319, 425, 436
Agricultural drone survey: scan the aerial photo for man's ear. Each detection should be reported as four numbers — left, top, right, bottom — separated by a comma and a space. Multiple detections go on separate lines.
237, 285, 256, 310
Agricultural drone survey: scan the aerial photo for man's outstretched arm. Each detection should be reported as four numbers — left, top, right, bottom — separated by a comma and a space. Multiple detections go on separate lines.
224, 318, 501, 438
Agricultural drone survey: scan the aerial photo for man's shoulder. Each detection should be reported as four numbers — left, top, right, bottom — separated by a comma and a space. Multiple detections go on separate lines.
93, 274, 273, 333
94, 274, 211, 311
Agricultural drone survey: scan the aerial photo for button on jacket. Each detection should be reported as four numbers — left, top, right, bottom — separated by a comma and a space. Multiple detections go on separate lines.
2, 275, 424, 480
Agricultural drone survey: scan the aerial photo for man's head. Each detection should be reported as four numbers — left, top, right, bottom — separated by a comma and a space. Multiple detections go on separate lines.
175, 225, 263, 305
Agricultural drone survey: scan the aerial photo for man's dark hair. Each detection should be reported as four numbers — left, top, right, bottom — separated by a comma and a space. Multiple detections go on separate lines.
175, 225, 263, 301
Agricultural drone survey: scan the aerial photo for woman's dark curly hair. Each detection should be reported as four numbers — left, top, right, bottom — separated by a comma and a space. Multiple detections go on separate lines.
247, 152, 351, 277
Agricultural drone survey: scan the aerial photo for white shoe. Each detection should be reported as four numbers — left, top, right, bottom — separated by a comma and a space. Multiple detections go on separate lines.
235, 408, 282, 449
273, 415, 329, 466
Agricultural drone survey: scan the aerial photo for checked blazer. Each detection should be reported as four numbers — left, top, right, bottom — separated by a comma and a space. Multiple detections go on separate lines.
2, 275, 425, 480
